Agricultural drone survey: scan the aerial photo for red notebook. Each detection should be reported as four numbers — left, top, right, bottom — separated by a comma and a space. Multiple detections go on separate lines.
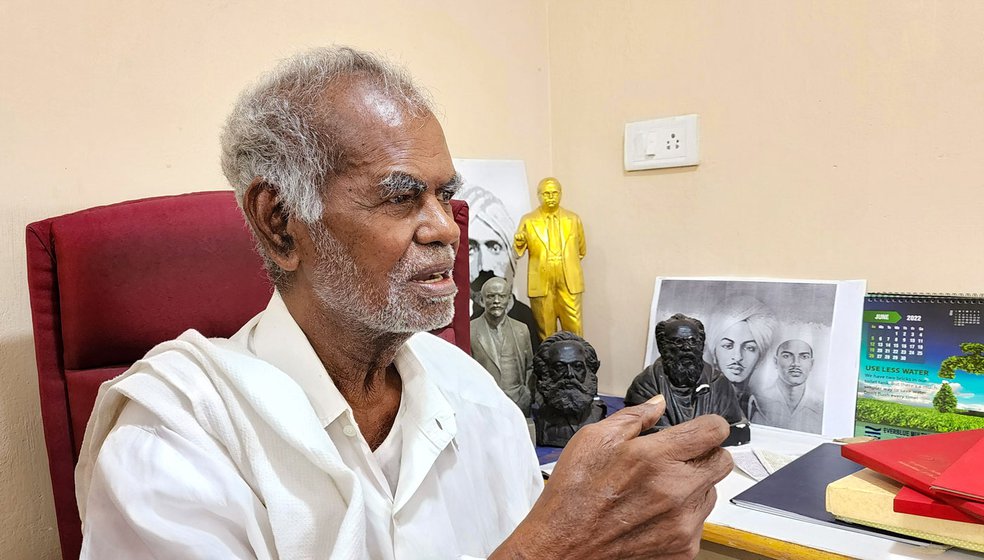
894, 485, 981, 524
931, 436, 984, 503
841, 429, 984, 522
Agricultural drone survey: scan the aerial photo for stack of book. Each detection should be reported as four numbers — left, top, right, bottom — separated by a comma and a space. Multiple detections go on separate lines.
828, 429, 984, 552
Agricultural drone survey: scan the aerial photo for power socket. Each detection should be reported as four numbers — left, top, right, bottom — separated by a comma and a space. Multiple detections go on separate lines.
624, 114, 699, 171
645, 128, 684, 156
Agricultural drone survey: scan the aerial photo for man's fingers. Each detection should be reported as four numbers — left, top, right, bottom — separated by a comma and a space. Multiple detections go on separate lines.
691, 446, 735, 485
647, 415, 730, 462
599, 395, 666, 441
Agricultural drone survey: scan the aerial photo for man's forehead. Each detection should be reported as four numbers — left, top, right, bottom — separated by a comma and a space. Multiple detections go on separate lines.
315, 78, 449, 169
317, 75, 407, 121
359, 88, 408, 127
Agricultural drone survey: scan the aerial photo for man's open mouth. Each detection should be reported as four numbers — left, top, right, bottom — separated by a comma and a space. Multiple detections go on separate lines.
411, 266, 453, 283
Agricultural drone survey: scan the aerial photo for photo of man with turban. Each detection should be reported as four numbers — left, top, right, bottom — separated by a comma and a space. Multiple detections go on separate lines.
455, 167, 540, 350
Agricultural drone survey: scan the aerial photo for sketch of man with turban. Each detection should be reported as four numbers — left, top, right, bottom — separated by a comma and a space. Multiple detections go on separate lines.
456, 182, 541, 350
705, 296, 778, 416
457, 182, 517, 284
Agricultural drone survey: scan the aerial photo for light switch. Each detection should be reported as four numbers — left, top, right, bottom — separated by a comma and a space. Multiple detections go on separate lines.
624, 114, 699, 171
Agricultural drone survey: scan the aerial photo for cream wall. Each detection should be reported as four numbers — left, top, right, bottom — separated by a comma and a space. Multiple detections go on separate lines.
547, 0, 984, 395
0, 2, 550, 557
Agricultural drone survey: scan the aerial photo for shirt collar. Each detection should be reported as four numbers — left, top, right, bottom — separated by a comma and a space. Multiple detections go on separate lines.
248, 291, 349, 428
393, 337, 457, 445
248, 292, 456, 440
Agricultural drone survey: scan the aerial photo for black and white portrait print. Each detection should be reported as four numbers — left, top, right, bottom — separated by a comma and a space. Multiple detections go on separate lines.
452, 159, 541, 348
643, 278, 865, 436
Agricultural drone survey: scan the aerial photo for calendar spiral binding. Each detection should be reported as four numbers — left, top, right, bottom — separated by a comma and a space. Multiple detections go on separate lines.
866, 292, 984, 304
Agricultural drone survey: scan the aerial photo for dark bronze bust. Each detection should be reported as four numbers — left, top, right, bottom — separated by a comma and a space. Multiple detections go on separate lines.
625, 313, 750, 446
533, 331, 606, 447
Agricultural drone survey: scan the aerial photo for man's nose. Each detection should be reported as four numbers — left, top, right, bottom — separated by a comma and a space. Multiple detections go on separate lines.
416, 197, 459, 247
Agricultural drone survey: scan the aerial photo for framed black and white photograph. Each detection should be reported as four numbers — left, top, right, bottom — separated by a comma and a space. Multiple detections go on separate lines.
643, 277, 866, 436
452, 159, 532, 288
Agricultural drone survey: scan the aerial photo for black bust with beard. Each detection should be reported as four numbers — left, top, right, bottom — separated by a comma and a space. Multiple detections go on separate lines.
625, 313, 749, 445
533, 331, 607, 447
660, 323, 704, 389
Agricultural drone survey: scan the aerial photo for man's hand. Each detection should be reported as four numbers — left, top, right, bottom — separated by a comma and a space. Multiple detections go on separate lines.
494, 395, 733, 560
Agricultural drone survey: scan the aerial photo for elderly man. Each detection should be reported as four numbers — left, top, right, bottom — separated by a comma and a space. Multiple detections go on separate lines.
76, 47, 732, 559
749, 339, 823, 433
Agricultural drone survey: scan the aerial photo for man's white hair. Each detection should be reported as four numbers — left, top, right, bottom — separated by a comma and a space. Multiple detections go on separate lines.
219, 46, 433, 286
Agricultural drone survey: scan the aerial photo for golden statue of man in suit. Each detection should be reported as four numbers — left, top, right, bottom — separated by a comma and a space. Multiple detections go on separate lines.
514, 177, 586, 340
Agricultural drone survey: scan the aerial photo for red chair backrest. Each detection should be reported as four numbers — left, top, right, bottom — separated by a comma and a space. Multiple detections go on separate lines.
25, 191, 470, 559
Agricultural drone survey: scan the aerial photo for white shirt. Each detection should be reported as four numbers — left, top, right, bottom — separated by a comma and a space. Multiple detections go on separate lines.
79, 292, 543, 559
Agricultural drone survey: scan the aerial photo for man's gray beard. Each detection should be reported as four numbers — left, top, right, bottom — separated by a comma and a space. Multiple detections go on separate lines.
309, 223, 457, 334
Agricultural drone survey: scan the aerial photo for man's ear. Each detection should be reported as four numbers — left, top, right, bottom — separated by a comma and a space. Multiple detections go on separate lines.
242, 178, 302, 273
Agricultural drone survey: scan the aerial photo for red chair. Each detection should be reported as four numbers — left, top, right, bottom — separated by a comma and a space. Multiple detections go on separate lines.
25, 191, 470, 559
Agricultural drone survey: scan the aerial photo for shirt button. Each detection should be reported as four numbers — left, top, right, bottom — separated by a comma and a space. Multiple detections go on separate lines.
343, 424, 358, 437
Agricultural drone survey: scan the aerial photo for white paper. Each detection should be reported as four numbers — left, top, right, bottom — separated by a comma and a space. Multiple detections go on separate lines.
642, 277, 866, 437
710, 425, 974, 560
728, 446, 771, 481
751, 447, 795, 474
451, 158, 532, 300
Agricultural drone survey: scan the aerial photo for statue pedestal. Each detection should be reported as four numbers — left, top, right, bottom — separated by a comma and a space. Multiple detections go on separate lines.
725, 422, 751, 447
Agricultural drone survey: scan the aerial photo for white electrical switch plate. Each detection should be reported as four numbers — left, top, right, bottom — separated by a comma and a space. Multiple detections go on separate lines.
624, 114, 699, 171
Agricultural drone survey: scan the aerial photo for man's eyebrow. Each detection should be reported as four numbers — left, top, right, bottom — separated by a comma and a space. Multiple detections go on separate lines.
439, 172, 464, 195
444, 172, 463, 189
378, 171, 427, 199
378, 171, 463, 199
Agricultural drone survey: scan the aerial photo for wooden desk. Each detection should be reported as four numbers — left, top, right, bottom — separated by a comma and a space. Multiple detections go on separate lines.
542, 424, 980, 559
705, 426, 980, 560
702, 523, 852, 560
